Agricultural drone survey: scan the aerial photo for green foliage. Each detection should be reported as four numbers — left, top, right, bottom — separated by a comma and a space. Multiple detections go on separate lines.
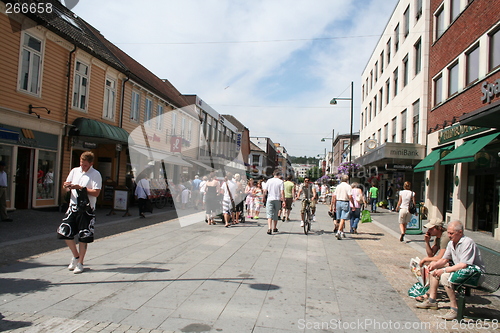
291, 156, 319, 165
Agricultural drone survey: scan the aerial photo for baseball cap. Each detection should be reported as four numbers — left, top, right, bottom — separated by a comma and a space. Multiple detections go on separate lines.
424, 219, 444, 229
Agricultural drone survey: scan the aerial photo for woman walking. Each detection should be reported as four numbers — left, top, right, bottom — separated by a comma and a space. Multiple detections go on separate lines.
245, 178, 256, 218
395, 181, 416, 242
252, 180, 264, 219
349, 182, 366, 234
204, 174, 221, 225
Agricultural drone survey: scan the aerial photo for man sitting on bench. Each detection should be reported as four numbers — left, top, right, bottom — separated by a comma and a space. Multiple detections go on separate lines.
416, 220, 485, 320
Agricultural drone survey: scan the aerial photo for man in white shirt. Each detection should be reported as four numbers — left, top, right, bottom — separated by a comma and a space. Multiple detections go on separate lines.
264, 169, 284, 235
221, 172, 238, 227
0, 161, 12, 222
57, 151, 102, 274
330, 174, 354, 240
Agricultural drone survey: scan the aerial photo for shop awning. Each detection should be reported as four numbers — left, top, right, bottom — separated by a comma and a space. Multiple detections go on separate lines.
440, 132, 500, 165
71, 118, 129, 144
129, 146, 193, 167
187, 159, 215, 171
413, 145, 454, 172
0, 127, 19, 141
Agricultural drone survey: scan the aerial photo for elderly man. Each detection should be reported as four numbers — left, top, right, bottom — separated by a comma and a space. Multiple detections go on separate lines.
416, 220, 485, 320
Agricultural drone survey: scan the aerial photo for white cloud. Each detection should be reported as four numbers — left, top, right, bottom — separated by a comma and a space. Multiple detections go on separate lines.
73, 0, 398, 157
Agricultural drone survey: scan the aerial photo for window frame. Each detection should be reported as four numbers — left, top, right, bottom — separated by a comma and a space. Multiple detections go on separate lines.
144, 98, 153, 126
489, 27, 500, 71
130, 90, 140, 122
414, 38, 422, 76
19, 32, 44, 96
403, 6, 410, 38
466, 43, 480, 86
103, 76, 117, 120
72, 60, 90, 111
434, 74, 443, 106
448, 60, 459, 97
156, 104, 164, 131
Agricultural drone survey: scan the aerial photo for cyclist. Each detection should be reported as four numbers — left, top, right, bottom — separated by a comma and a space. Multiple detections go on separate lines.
295, 177, 317, 228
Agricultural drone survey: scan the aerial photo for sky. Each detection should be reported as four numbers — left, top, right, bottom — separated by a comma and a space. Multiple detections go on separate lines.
70, 0, 399, 158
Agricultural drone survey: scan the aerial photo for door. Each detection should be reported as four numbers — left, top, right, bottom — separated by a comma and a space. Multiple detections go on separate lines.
15, 147, 34, 209
474, 174, 495, 233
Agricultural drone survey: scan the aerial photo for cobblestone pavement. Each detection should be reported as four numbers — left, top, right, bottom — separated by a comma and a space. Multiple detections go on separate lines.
0, 204, 499, 332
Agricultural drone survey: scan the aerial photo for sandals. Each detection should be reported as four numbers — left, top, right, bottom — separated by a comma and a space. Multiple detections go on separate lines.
415, 294, 429, 302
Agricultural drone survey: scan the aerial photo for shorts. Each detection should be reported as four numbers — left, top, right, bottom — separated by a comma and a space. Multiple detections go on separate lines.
336, 201, 350, 220
399, 208, 412, 224
57, 204, 96, 243
301, 199, 316, 213
266, 200, 281, 220
284, 198, 293, 210
222, 198, 234, 214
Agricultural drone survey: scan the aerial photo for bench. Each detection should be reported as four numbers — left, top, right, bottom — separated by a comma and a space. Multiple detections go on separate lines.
456, 244, 500, 321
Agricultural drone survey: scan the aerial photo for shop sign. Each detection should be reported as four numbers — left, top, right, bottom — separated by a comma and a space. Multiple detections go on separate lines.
170, 136, 182, 152
481, 79, 500, 103
438, 124, 486, 145
385, 164, 413, 171
236, 132, 242, 152
83, 142, 97, 149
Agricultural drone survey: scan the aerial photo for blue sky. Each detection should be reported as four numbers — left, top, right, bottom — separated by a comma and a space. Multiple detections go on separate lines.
72, 0, 399, 157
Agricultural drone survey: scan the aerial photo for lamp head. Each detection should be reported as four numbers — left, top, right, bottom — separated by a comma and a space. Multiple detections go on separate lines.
329, 98, 337, 105
321, 138, 325, 142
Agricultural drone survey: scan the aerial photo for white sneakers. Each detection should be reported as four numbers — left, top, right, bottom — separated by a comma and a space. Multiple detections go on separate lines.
68, 257, 78, 271
300, 221, 304, 227
312, 214, 316, 222
68, 257, 84, 274
73, 263, 84, 274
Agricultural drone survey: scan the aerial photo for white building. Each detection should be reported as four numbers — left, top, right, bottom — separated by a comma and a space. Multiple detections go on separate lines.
357, 0, 429, 198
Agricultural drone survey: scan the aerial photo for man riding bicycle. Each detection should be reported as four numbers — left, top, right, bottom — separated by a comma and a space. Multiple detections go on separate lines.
295, 177, 317, 227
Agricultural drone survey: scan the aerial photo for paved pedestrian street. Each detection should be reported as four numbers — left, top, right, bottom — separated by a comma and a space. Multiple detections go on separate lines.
0, 204, 498, 332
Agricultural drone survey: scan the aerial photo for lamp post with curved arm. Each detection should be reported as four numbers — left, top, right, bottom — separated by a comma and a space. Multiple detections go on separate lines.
330, 81, 354, 175
321, 128, 334, 174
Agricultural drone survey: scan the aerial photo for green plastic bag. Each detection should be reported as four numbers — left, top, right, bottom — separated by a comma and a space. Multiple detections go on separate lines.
361, 210, 372, 223
448, 265, 483, 287
408, 281, 429, 298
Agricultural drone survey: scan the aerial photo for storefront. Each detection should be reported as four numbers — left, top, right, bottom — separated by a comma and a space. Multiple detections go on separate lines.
354, 142, 426, 203
0, 121, 62, 210
421, 123, 499, 238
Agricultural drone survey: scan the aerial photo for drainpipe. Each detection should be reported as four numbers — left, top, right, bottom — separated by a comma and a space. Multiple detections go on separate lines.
58, 45, 77, 210
116, 74, 130, 184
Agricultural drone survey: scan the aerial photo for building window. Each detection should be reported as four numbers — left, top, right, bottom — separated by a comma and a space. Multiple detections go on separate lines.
364, 108, 368, 127
19, 33, 43, 95
377, 129, 382, 145
394, 24, 400, 53
374, 96, 377, 115
384, 123, 389, 143
434, 74, 443, 106
374, 62, 378, 82
72, 61, 89, 111
387, 38, 391, 64
401, 109, 407, 143
393, 68, 399, 97
448, 61, 459, 96
451, 0, 461, 23
370, 70, 373, 90
435, 7, 445, 40
144, 98, 153, 126
403, 55, 409, 87
103, 77, 116, 120
466, 44, 480, 85
403, 6, 410, 38
385, 79, 390, 105
489, 28, 500, 71
156, 105, 164, 131
380, 51, 384, 74
391, 117, 397, 142
444, 165, 454, 212
412, 99, 420, 144
361, 113, 364, 129
416, 0, 423, 21
369, 102, 372, 122
414, 38, 422, 75
171, 112, 177, 136
131, 91, 140, 121
181, 117, 186, 138
379, 88, 383, 112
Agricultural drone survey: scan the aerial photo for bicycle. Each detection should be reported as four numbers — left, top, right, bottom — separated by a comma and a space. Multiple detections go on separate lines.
302, 199, 313, 235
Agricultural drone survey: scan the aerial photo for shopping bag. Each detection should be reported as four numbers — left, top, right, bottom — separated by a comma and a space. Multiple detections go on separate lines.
361, 209, 372, 223
408, 281, 429, 298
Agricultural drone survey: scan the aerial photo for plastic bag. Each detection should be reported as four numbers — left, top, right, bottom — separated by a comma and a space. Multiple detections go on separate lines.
361, 210, 372, 223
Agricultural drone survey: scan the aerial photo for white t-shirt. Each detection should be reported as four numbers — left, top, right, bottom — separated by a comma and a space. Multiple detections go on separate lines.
399, 190, 414, 209
222, 179, 238, 200
265, 177, 284, 201
66, 166, 102, 209
135, 179, 151, 199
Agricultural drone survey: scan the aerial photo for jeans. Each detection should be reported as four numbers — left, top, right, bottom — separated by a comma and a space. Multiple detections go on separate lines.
370, 198, 377, 212
350, 208, 361, 231
388, 198, 395, 211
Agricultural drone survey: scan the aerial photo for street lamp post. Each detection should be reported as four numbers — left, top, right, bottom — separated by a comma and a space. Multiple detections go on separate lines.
321, 128, 334, 174
330, 81, 354, 175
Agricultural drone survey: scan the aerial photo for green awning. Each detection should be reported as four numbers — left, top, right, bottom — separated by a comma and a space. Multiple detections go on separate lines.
71, 117, 129, 144
440, 132, 500, 165
413, 145, 454, 172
